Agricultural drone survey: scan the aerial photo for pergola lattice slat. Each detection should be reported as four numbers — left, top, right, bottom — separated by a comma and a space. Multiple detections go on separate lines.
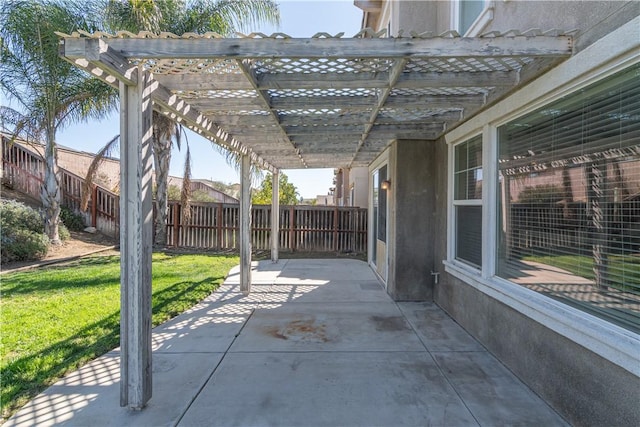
58, 30, 572, 171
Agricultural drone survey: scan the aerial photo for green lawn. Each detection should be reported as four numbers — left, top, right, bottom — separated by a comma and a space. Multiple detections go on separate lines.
0, 252, 239, 421
522, 253, 640, 294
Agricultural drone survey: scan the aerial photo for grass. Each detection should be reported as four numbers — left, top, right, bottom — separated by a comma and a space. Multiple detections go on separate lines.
0, 252, 239, 421
522, 253, 640, 293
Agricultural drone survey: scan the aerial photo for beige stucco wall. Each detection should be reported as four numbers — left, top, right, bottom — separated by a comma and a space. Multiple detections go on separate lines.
364, 0, 638, 43
349, 167, 369, 208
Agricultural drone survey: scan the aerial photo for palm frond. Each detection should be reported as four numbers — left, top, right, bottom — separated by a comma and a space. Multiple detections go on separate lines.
180, 144, 193, 226
104, 0, 163, 34
81, 134, 120, 211
0, 106, 45, 142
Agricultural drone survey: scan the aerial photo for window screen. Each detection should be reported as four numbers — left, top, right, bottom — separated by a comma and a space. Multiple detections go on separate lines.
497, 64, 640, 333
454, 135, 483, 267
459, 0, 484, 35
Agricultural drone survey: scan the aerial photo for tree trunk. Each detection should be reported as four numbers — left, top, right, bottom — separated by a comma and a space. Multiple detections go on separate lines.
153, 133, 172, 246
42, 126, 61, 245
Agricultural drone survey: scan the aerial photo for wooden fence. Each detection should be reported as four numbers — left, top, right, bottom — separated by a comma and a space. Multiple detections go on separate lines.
2, 136, 121, 237
509, 201, 640, 254
2, 136, 368, 253
167, 202, 368, 252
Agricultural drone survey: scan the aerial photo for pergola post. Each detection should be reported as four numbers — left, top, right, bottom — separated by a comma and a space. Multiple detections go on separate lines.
119, 67, 154, 410
271, 169, 280, 263
240, 154, 252, 294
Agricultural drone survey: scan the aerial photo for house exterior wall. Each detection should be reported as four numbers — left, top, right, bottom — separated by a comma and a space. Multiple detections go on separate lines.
365, 0, 638, 41
435, 16, 640, 427
349, 167, 369, 208
365, 1, 640, 425
57, 147, 120, 191
387, 139, 436, 301
316, 194, 334, 206
487, 1, 637, 52
167, 176, 238, 203
11, 140, 120, 191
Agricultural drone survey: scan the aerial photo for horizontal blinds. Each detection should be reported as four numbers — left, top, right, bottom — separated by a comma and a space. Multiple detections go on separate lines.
455, 136, 483, 267
456, 205, 482, 267
496, 64, 640, 333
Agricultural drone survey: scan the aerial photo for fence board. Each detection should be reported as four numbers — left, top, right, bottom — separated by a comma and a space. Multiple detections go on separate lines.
3, 135, 368, 253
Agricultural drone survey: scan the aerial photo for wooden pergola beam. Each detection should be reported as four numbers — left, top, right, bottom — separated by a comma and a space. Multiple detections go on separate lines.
59, 37, 276, 173
156, 70, 518, 91
93, 36, 573, 59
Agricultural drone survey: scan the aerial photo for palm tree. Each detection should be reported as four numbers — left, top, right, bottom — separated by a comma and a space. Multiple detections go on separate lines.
102, 0, 279, 245
0, 0, 118, 244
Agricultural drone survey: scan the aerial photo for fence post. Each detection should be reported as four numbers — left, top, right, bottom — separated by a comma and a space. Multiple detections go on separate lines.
217, 203, 223, 250
290, 205, 296, 252
333, 206, 339, 252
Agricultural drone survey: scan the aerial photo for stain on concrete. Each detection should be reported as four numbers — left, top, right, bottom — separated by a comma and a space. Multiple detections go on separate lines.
263, 318, 331, 343
370, 315, 410, 332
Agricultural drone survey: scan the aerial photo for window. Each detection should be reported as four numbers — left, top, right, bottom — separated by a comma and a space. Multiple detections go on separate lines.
377, 165, 387, 242
496, 64, 640, 333
454, 135, 483, 267
452, 0, 488, 35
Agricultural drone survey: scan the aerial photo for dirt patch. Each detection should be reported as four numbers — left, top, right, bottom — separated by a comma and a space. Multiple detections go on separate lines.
1, 230, 118, 273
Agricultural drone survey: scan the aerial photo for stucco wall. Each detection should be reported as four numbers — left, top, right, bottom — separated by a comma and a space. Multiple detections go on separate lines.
430, 130, 639, 425
349, 167, 369, 208
386, 139, 436, 301
393, 1, 437, 35
385, 0, 638, 45
435, 274, 640, 426
488, 1, 639, 52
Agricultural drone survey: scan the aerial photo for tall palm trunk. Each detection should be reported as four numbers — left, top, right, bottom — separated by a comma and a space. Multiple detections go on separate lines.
42, 124, 61, 244
153, 131, 172, 246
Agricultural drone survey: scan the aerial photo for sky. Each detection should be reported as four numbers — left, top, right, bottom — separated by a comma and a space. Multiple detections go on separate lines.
2, 0, 364, 199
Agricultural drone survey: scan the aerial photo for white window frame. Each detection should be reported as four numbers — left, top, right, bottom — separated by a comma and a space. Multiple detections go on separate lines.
450, 0, 494, 37
443, 17, 640, 377
450, 134, 483, 269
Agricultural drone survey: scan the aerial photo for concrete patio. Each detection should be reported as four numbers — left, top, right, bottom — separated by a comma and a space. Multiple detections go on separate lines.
6, 259, 568, 426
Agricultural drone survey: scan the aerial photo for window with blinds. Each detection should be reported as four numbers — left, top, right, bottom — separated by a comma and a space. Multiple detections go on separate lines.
496, 64, 640, 333
454, 135, 483, 267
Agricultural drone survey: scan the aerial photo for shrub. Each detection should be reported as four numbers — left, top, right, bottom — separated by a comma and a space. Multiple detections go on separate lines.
59, 223, 70, 241
1, 229, 49, 262
0, 199, 43, 234
0, 199, 49, 262
60, 206, 85, 231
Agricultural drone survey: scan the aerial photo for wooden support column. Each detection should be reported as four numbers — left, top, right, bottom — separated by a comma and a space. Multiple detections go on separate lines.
271, 169, 280, 263
119, 67, 154, 410
240, 154, 252, 294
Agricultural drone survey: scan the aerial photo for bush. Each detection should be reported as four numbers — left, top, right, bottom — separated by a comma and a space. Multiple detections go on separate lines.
60, 206, 85, 231
0, 199, 43, 234
0, 199, 49, 262
1, 229, 49, 262
59, 223, 70, 241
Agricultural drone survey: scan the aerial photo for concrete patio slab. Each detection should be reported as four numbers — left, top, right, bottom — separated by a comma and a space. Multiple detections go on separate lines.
178, 352, 479, 427
432, 351, 570, 426
398, 302, 485, 352
7, 352, 224, 427
5, 259, 567, 427
259, 280, 388, 304
230, 301, 425, 352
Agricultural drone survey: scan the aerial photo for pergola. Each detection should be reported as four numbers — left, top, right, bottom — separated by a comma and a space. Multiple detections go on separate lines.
57, 28, 572, 409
